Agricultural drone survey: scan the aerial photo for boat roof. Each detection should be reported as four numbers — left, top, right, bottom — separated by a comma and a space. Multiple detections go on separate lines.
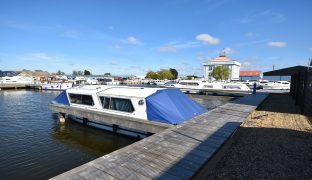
98, 86, 164, 98
66, 85, 164, 98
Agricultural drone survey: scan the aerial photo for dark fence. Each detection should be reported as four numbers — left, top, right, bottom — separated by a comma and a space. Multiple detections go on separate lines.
290, 69, 312, 116
264, 66, 312, 116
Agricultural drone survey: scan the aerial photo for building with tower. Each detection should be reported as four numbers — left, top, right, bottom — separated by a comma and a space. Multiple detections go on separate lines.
202, 53, 241, 81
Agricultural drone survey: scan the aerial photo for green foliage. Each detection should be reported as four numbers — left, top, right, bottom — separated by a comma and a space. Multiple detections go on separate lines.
84, 70, 91, 75
104, 72, 111, 76
169, 68, 178, 79
158, 69, 174, 80
211, 66, 230, 80
72, 70, 84, 75
56, 70, 65, 75
145, 70, 159, 79
145, 68, 178, 80
186, 75, 198, 80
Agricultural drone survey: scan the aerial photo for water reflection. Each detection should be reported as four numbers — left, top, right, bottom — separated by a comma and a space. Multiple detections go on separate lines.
51, 114, 137, 156
0, 90, 136, 180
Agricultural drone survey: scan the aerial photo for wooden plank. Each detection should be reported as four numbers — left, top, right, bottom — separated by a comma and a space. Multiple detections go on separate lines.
77, 166, 114, 180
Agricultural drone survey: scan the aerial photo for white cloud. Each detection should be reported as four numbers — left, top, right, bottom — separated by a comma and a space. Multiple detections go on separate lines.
237, 10, 285, 24
61, 30, 80, 38
158, 45, 177, 52
234, 39, 269, 47
125, 36, 143, 45
267, 41, 287, 48
223, 47, 235, 54
242, 61, 252, 68
196, 34, 220, 45
197, 55, 211, 62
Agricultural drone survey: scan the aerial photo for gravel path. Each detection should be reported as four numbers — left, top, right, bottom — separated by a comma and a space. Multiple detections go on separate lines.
204, 94, 312, 179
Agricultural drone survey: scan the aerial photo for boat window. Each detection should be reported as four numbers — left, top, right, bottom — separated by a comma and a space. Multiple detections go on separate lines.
100, 96, 111, 109
111, 98, 134, 113
99, 97, 134, 113
180, 82, 199, 86
69, 94, 94, 106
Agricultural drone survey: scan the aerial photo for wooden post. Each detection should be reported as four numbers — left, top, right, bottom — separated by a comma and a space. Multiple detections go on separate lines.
112, 124, 118, 133
59, 113, 66, 124
83, 118, 88, 125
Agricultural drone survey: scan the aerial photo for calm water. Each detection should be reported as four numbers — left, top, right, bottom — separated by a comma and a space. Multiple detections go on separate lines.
0, 90, 137, 180
0, 90, 234, 180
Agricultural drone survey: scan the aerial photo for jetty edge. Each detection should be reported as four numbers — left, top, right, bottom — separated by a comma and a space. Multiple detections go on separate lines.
51, 93, 267, 180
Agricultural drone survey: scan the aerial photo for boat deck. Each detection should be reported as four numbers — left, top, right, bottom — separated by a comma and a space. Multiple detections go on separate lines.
51, 93, 268, 180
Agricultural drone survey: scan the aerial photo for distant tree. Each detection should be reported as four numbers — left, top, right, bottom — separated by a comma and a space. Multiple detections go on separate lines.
169, 68, 178, 79
186, 75, 198, 80
84, 70, 91, 75
56, 70, 65, 75
73, 70, 83, 75
145, 70, 159, 79
211, 66, 230, 80
34, 70, 43, 72
158, 69, 174, 80
104, 72, 111, 76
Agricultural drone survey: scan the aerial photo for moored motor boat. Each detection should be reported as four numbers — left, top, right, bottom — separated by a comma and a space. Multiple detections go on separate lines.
42, 82, 73, 90
50, 85, 207, 137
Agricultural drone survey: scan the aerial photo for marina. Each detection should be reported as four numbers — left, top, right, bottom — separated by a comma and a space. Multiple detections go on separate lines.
1, 1, 311, 179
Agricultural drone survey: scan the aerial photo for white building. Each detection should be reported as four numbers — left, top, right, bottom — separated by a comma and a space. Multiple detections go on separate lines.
203, 54, 241, 81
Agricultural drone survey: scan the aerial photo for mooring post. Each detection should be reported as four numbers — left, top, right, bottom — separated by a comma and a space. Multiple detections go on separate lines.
112, 124, 119, 133
59, 113, 66, 124
252, 82, 257, 94
83, 118, 88, 125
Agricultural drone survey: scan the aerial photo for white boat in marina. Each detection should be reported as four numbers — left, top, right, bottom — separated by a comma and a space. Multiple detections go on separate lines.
51, 85, 207, 137
149, 79, 167, 86
175, 80, 208, 94
260, 81, 290, 90
98, 77, 120, 85
42, 82, 73, 90
165, 80, 250, 94
0, 76, 34, 84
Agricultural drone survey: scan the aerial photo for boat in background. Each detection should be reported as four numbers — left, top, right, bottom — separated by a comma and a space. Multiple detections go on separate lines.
0, 76, 34, 84
164, 79, 250, 94
260, 81, 290, 90
42, 82, 73, 90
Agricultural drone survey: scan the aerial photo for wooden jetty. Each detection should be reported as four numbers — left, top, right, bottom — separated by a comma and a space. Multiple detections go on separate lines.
51, 93, 268, 180
0, 83, 28, 89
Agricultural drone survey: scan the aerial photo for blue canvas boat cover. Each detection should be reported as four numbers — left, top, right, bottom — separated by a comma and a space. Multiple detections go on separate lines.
51, 90, 70, 106
146, 89, 207, 124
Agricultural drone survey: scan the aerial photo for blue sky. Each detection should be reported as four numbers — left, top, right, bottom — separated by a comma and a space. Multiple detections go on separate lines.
0, 0, 312, 76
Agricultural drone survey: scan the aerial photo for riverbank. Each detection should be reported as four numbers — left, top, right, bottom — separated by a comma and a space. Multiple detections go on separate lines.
203, 94, 312, 179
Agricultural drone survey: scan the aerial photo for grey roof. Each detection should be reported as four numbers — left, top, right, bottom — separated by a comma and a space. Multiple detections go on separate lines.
263, 66, 308, 76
